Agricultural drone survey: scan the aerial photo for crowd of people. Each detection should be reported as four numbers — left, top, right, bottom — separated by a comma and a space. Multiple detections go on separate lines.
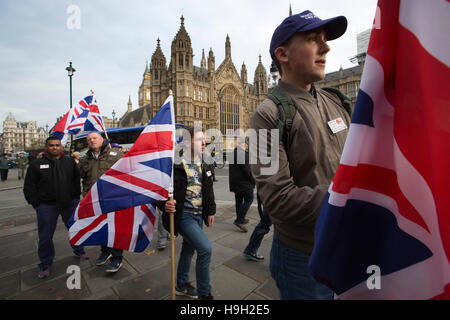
16, 9, 352, 300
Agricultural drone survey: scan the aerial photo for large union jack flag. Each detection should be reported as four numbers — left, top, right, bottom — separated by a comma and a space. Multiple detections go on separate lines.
309, 0, 450, 299
68, 95, 175, 252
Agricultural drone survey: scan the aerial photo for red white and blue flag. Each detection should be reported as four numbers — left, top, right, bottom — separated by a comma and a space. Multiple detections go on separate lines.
50, 91, 104, 146
81, 91, 106, 133
68, 95, 176, 252
50, 103, 89, 146
309, 0, 450, 299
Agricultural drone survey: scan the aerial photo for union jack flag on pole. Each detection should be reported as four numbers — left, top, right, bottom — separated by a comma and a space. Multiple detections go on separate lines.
68, 94, 176, 252
50, 103, 89, 146
310, 0, 450, 299
50, 91, 104, 146
81, 90, 106, 133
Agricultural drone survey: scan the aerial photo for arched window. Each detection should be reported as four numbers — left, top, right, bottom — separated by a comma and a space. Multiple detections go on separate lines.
154, 70, 158, 80
219, 86, 240, 134
179, 53, 183, 67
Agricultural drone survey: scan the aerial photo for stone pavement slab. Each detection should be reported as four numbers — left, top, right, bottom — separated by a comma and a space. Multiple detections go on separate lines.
21, 255, 92, 291
12, 275, 90, 300
210, 265, 260, 300
113, 262, 172, 300
254, 278, 280, 300
0, 271, 20, 299
83, 260, 137, 294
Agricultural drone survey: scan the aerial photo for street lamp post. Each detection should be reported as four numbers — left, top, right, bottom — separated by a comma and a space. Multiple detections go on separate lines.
66, 62, 76, 152
112, 109, 116, 128
269, 61, 280, 88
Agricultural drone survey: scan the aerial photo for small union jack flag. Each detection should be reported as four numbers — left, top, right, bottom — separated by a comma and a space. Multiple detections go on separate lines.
81, 90, 106, 133
68, 94, 176, 252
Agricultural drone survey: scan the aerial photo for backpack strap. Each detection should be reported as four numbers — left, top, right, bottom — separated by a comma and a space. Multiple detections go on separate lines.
321, 87, 353, 117
267, 85, 298, 174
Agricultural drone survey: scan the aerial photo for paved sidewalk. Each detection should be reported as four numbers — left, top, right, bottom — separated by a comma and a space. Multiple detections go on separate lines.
0, 170, 279, 300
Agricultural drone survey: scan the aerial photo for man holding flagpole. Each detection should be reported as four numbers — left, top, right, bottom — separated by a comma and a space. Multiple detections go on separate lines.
163, 125, 216, 300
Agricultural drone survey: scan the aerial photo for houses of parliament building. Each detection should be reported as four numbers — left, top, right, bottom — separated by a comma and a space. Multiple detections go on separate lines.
119, 16, 269, 147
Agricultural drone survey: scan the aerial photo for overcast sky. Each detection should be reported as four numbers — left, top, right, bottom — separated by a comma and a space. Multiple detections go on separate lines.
0, 0, 378, 131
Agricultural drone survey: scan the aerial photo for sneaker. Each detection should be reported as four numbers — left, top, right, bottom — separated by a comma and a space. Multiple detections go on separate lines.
198, 293, 214, 300
95, 252, 112, 266
233, 222, 248, 233
106, 258, 123, 273
175, 283, 198, 299
75, 252, 89, 260
38, 267, 50, 279
244, 252, 264, 262
157, 243, 167, 251
243, 218, 250, 225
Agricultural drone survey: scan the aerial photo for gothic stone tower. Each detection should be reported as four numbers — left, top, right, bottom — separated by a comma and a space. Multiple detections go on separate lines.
127, 16, 268, 149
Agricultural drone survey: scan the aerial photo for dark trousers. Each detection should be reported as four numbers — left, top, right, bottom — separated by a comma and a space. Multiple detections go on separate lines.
36, 198, 85, 270
244, 208, 272, 255
100, 246, 123, 260
0, 169, 8, 181
234, 189, 254, 224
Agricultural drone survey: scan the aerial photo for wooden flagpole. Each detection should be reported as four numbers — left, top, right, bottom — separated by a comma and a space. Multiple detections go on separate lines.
169, 196, 176, 300
169, 89, 176, 300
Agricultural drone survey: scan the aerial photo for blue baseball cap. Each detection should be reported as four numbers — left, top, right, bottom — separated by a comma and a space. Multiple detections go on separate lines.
270, 10, 347, 59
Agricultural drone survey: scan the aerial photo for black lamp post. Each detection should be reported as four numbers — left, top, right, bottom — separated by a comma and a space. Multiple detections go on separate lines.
112, 109, 116, 128
66, 62, 76, 151
270, 61, 280, 88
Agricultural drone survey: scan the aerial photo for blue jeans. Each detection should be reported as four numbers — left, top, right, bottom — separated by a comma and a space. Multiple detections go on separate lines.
177, 211, 212, 296
157, 207, 170, 246
270, 234, 333, 300
36, 198, 85, 270
244, 208, 272, 255
234, 189, 254, 224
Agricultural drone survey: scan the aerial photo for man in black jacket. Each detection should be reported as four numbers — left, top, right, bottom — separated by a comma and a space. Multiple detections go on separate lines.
23, 136, 87, 279
229, 137, 255, 233
163, 126, 216, 300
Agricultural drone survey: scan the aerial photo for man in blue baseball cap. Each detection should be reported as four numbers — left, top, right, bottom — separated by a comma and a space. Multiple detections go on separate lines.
250, 10, 351, 300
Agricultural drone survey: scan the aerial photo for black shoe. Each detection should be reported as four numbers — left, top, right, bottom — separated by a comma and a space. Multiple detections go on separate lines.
95, 252, 112, 266
106, 258, 123, 273
198, 293, 214, 300
175, 283, 198, 299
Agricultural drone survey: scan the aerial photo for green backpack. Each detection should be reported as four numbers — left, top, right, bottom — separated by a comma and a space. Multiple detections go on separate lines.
267, 85, 353, 166
256, 85, 353, 229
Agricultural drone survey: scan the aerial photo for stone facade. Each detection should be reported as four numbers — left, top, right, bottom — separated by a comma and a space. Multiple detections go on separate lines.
1, 113, 49, 153
119, 16, 268, 148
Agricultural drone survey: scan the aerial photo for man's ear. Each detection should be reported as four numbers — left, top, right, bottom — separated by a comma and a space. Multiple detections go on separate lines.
274, 47, 288, 63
